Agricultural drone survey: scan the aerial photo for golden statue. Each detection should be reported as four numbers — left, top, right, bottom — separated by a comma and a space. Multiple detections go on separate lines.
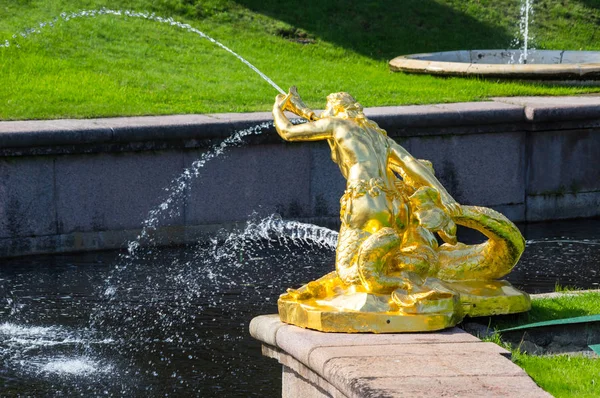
273, 87, 530, 333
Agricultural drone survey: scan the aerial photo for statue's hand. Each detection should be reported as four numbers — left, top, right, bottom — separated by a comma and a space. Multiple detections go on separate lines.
441, 194, 461, 217
274, 94, 288, 110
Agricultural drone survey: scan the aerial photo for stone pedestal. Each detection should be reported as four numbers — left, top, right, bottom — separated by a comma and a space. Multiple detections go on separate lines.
250, 314, 551, 397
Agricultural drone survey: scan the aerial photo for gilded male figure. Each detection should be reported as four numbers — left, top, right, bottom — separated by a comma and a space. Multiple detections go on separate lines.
273, 90, 462, 303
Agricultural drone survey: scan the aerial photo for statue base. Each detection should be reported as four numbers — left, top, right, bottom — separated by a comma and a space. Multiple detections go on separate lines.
278, 272, 530, 333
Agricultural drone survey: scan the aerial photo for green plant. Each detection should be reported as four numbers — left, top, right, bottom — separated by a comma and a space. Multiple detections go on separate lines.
554, 282, 583, 292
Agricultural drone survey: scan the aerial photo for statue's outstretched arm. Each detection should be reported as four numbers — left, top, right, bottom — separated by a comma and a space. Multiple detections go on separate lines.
388, 142, 461, 215
272, 95, 333, 142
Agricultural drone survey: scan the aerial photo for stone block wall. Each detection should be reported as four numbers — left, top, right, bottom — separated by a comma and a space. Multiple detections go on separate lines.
1, 96, 599, 257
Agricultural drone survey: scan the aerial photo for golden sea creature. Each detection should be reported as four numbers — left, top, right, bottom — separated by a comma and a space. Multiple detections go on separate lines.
273, 87, 530, 333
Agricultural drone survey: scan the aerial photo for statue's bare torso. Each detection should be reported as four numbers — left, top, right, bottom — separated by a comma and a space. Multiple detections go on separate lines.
327, 119, 402, 230
273, 92, 459, 286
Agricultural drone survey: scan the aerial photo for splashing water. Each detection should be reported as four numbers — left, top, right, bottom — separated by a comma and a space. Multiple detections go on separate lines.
0, 321, 115, 383
2, 217, 600, 395
106, 213, 337, 300
85, 213, 338, 395
40, 358, 113, 376
0, 8, 286, 95
127, 121, 274, 258
512, 0, 534, 64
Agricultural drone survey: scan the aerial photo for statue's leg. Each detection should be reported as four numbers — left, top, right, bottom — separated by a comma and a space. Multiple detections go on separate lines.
353, 225, 457, 313
383, 224, 457, 310
336, 225, 370, 285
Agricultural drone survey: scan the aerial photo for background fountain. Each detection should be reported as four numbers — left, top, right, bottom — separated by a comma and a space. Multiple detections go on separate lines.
389, 0, 600, 80
516, 0, 534, 64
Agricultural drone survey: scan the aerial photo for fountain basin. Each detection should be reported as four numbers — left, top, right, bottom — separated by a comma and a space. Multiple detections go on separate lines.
390, 50, 600, 80
1, 218, 599, 395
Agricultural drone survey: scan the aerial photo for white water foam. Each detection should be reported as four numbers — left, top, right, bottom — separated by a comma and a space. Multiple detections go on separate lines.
40, 357, 113, 376
0, 322, 60, 337
510, 0, 535, 64
0, 322, 114, 345
0, 322, 115, 378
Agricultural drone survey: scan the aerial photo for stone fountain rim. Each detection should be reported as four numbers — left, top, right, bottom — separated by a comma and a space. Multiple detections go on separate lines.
390, 49, 600, 80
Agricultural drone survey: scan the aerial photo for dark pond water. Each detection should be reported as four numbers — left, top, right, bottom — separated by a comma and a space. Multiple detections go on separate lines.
0, 216, 598, 397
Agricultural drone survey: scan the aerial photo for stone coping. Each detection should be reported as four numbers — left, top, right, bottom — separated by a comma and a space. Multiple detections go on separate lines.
390, 50, 600, 79
394, 50, 600, 65
250, 314, 551, 397
0, 113, 270, 150
1, 96, 600, 153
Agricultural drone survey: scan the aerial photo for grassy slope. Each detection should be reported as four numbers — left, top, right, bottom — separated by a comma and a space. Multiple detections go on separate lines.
1, 0, 600, 120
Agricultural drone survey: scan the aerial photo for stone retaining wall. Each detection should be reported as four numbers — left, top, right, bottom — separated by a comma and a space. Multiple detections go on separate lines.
1, 96, 599, 257
249, 315, 551, 397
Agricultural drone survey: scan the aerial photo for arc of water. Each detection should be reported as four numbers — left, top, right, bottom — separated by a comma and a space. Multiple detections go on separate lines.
235, 214, 338, 250
0, 8, 287, 95
127, 121, 274, 257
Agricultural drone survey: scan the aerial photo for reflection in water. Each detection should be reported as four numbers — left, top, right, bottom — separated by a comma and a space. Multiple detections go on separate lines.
0, 216, 598, 396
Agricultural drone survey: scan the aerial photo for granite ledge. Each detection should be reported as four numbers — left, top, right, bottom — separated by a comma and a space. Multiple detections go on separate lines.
2, 96, 598, 153
492, 96, 600, 123
250, 315, 551, 398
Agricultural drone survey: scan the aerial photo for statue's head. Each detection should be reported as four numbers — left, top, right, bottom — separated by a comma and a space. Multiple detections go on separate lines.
323, 92, 364, 118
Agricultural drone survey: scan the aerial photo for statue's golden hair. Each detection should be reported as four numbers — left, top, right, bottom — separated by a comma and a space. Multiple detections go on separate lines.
326, 92, 387, 136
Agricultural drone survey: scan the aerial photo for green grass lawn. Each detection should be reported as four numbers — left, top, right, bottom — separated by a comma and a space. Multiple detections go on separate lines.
1, 0, 600, 120
514, 353, 600, 398
480, 292, 600, 397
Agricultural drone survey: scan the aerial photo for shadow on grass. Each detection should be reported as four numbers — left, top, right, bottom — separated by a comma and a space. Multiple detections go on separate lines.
575, 0, 600, 10
234, 0, 515, 61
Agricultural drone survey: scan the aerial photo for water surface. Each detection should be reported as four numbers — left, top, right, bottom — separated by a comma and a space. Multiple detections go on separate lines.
0, 217, 598, 396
